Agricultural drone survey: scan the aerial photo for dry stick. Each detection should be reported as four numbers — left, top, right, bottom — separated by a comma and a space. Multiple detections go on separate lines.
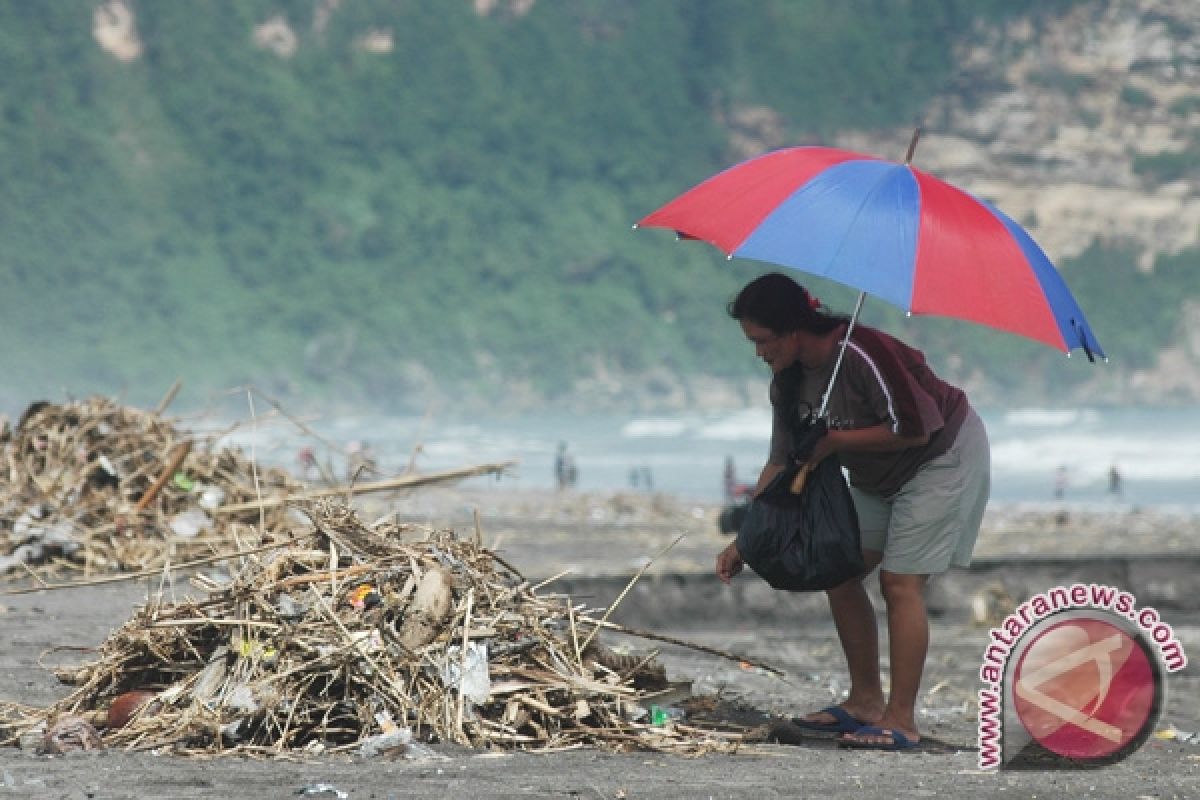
0, 536, 304, 595
133, 440, 193, 513
247, 386, 347, 459
484, 548, 525, 583
528, 568, 574, 593
17, 560, 49, 589
404, 407, 435, 474
456, 587, 475, 742
577, 616, 788, 679
154, 379, 184, 417
212, 462, 517, 515
577, 533, 684, 655
567, 601, 583, 674
245, 389, 268, 535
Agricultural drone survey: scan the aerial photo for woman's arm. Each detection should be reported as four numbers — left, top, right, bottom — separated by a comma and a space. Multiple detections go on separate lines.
752, 461, 786, 497
811, 424, 929, 464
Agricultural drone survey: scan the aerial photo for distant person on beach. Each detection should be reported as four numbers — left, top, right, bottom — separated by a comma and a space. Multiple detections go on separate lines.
722, 455, 753, 502
555, 442, 577, 490
1054, 465, 1069, 500
296, 446, 318, 480
715, 272, 991, 751
1108, 464, 1122, 496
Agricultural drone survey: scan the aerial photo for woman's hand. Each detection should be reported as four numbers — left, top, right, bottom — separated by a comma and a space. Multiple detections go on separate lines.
716, 540, 744, 584
808, 432, 836, 467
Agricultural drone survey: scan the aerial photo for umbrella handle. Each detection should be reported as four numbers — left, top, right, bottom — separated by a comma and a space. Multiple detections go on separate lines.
789, 463, 814, 494
818, 291, 867, 418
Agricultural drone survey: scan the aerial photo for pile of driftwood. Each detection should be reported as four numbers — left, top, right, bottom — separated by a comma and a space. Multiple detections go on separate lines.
0, 396, 302, 578
2, 502, 743, 757
0, 396, 511, 580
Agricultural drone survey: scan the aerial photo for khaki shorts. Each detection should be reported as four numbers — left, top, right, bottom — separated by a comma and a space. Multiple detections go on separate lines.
850, 409, 990, 575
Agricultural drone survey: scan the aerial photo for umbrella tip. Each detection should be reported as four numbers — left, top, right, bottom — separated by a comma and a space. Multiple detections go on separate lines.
905, 126, 923, 164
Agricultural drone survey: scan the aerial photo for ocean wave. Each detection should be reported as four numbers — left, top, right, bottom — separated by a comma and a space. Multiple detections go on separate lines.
1000, 408, 1101, 427
620, 418, 691, 438
695, 409, 772, 441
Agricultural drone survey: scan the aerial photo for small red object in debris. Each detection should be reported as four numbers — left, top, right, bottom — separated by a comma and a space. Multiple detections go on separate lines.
106, 689, 158, 729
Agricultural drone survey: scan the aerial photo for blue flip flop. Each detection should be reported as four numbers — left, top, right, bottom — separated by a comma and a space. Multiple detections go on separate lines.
791, 705, 865, 734
837, 725, 918, 751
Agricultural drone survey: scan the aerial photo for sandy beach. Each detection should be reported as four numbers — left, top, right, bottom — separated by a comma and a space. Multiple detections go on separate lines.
1, 487, 1198, 799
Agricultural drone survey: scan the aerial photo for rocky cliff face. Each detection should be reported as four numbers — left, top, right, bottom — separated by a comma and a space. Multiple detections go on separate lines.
722, 1, 1200, 409
835, 0, 1200, 404
558, 1, 1200, 412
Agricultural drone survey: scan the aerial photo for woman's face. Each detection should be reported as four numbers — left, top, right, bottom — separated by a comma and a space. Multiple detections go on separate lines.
739, 319, 803, 374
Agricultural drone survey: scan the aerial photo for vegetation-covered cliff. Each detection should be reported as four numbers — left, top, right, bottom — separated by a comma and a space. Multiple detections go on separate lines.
1, 0, 1196, 416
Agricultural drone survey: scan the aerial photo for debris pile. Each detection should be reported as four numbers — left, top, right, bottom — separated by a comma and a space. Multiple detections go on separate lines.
1, 502, 743, 757
0, 397, 302, 577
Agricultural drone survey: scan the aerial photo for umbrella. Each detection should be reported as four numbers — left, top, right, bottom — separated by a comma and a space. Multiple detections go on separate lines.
636, 132, 1103, 412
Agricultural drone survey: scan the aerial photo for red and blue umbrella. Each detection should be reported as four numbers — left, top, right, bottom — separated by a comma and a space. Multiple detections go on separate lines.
637, 143, 1103, 361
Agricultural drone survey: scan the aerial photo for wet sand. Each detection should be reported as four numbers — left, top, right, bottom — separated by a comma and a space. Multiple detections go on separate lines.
1, 488, 1198, 799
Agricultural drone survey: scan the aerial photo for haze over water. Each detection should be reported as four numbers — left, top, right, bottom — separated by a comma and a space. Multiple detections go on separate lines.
223, 405, 1200, 513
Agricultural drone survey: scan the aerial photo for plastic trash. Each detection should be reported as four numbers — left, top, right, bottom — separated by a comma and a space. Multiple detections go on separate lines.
347, 583, 382, 610
440, 641, 491, 705
359, 728, 413, 758
12, 505, 46, 537
169, 509, 211, 539
191, 648, 229, 707
296, 784, 348, 798
96, 454, 120, 481
17, 722, 46, 752
275, 593, 309, 620
649, 705, 686, 726
1155, 726, 1200, 744
224, 685, 259, 714
196, 485, 226, 510
920, 701, 971, 720
359, 714, 444, 760
4, 510, 80, 570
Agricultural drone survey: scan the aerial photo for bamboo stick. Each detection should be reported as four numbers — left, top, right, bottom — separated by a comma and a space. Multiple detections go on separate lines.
133, 440, 193, 513
213, 461, 516, 514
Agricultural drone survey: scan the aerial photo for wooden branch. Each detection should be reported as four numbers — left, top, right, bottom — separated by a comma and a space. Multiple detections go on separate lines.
213, 461, 516, 515
0, 536, 303, 595
577, 615, 788, 678
134, 440, 193, 513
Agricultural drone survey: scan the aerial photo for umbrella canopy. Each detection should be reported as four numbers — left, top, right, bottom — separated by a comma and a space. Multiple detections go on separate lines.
637, 145, 1103, 359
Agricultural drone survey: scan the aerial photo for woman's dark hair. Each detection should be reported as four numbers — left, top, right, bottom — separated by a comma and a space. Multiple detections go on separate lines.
727, 272, 846, 335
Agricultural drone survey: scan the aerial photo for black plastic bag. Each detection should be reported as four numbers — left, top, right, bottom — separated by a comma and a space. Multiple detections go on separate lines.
717, 501, 748, 535
734, 417, 864, 592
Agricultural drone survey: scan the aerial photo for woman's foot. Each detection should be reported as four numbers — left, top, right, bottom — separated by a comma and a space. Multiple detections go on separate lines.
838, 717, 920, 750
793, 702, 882, 734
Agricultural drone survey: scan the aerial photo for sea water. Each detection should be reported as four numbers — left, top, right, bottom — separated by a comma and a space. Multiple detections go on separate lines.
217, 405, 1200, 513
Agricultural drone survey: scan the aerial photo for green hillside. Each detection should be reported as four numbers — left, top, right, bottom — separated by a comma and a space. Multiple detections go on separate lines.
0, 0, 1187, 416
